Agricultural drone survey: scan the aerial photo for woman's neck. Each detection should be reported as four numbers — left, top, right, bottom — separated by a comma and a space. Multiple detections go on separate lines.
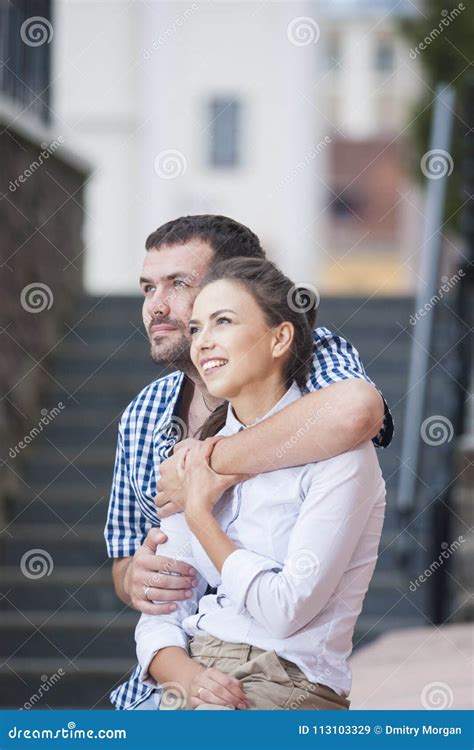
230, 375, 289, 427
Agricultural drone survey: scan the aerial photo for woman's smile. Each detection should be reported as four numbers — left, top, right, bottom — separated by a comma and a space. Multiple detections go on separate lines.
200, 357, 229, 376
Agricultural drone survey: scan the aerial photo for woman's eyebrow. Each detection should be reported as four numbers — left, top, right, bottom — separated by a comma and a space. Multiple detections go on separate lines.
209, 308, 237, 319
189, 309, 237, 326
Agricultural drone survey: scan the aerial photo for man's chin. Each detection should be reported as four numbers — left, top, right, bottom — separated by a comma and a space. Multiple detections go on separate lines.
150, 343, 193, 372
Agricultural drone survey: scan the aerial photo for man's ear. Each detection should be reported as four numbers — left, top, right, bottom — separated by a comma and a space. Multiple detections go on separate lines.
272, 322, 294, 360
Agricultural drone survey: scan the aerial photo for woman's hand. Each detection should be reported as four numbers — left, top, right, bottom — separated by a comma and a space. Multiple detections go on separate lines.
180, 437, 249, 521
188, 665, 250, 710
155, 438, 201, 518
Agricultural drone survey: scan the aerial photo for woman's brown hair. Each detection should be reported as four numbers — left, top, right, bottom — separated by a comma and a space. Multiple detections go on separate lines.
196, 257, 318, 439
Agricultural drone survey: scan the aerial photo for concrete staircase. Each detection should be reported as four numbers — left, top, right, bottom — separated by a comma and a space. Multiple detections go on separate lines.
0, 295, 431, 708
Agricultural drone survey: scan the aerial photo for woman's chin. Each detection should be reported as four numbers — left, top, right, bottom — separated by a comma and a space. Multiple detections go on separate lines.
203, 374, 235, 401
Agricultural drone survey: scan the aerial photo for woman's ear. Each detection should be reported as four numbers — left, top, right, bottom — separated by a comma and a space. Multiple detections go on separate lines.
271, 322, 294, 360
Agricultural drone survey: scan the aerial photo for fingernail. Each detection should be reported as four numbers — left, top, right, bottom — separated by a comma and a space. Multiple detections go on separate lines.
168, 604, 177, 611
192, 578, 198, 586
189, 568, 196, 575
185, 590, 192, 598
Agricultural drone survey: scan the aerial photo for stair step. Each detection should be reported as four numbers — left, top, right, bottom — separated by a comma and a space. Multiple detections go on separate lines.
0, 565, 119, 613
1, 518, 409, 567
0, 611, 138, 661
0, 657, 135, 709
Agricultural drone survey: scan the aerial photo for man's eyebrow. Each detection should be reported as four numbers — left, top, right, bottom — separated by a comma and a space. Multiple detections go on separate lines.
189, 308, 237, 326
139, 272, 194, 285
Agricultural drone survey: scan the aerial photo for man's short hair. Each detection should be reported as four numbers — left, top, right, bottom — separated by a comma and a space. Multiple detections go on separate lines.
145, 214, 265, 261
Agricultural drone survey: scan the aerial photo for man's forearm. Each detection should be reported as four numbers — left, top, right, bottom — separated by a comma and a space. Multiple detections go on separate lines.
210, 379, 384, 475
112, 557, 133, 605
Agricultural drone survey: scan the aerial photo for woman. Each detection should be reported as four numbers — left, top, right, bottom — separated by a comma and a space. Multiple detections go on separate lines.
135, 257, 386, 710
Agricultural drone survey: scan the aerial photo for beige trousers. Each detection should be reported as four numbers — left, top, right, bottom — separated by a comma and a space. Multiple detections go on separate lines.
165, 633, 350, 711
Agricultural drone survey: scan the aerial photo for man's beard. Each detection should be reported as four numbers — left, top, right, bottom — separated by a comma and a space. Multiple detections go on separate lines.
148, 319, 197, 376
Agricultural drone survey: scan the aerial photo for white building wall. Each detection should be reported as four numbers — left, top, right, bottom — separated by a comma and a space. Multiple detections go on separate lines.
53, 0, 326, 294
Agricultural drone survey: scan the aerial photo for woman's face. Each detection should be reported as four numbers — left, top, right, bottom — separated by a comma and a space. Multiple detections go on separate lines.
189, 279, 284, 400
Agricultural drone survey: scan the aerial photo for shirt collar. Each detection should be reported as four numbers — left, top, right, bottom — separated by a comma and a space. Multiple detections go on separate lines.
224, 381, 302, 435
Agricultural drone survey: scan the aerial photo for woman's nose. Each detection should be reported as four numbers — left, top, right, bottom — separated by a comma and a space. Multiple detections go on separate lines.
197, 329, 215, 350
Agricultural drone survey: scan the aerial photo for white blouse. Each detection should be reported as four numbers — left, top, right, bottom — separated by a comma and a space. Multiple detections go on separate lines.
135, 382, 386, 698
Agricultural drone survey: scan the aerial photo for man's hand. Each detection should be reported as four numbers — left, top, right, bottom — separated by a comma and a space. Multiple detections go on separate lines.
113, 528, 198, 615
155, 438, 201, 518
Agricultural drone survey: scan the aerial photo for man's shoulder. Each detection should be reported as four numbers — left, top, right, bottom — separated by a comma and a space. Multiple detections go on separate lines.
120, 369, 183, 428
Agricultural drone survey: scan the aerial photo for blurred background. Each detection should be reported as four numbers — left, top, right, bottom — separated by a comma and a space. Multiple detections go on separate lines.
0, 0, 472, 709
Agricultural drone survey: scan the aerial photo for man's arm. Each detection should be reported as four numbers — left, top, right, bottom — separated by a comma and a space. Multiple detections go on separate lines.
211, 379, 383, 475
112, 556, 133, 605
105, 419, 198, 613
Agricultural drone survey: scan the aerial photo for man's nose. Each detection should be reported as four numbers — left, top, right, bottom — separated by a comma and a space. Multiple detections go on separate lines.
150, 290, 170, 317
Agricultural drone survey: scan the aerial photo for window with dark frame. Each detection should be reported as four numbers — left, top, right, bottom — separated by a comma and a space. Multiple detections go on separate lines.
208, 96, 241, 168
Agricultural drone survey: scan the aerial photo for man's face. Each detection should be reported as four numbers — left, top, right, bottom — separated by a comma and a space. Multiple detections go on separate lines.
140, 240, 214, 372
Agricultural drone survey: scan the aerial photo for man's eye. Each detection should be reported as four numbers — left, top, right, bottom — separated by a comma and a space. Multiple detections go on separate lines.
173, 279, 187, 289
143, 285, 155, 295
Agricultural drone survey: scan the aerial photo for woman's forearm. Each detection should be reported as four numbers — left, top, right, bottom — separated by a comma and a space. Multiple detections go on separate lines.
187, 511, 237, 572
149, 646, 204, 690
210, 380, 384, 475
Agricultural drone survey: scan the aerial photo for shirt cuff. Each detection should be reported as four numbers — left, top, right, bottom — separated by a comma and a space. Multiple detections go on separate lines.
221, 549, 281, 613
136, 625, 189, 689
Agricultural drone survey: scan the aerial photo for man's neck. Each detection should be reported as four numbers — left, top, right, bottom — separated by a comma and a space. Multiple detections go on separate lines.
178, 374, 224, 438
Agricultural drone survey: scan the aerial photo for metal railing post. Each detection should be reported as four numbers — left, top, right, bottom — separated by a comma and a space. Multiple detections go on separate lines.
396, 85, 456, 519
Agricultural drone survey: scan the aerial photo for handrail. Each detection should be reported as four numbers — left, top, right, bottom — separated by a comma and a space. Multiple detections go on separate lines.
396, 84, 456, 516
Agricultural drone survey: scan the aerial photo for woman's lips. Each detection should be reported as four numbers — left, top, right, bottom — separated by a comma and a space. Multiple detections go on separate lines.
200, 358, 229, 376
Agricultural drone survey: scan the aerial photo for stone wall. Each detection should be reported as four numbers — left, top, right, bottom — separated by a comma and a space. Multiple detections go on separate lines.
0, 104, 90, 516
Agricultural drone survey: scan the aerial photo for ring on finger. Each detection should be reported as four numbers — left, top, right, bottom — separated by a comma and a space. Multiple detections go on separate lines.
143, 585, 151, 600
197, 687, 204, 699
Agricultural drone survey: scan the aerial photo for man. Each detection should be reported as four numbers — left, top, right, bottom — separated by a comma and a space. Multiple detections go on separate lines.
104, 214, 393, 709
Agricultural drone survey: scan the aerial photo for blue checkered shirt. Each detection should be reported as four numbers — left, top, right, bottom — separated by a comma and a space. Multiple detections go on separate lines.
104, 327, 393, 709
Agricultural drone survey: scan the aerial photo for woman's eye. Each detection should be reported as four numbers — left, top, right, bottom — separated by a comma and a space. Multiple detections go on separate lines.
216, 316, 231, 325
189, 325, 199, 336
